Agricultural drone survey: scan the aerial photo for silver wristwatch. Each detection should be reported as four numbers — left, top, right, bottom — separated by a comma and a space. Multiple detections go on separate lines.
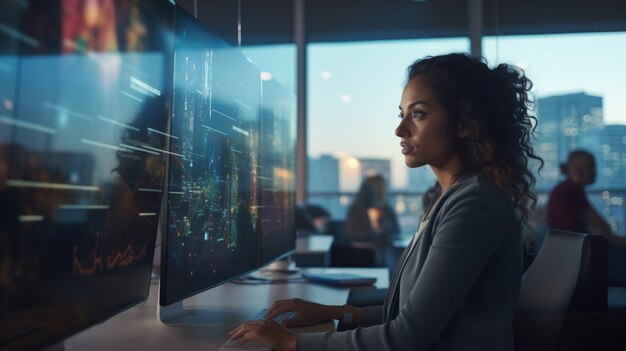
341, 305, 353, 324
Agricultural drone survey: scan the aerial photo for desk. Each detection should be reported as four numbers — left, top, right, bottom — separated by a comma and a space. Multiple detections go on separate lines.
291, 235, 334, 267
62, 268, 387, 351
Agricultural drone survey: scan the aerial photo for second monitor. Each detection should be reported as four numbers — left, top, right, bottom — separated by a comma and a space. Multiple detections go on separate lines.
159, 6, 297, 318
160, 7, 260, 307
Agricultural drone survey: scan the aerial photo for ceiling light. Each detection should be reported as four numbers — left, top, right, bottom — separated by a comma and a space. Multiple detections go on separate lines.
260, 71, 272, 81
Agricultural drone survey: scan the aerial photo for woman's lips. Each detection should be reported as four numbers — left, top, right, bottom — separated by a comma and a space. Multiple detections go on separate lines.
401, 143, 414, 155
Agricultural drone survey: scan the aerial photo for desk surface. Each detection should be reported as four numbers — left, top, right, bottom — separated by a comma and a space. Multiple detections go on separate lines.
62, 268, 388, 351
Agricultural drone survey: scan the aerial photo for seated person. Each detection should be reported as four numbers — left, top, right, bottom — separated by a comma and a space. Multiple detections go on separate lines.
295, 204, 332, 236
346, 175, 399, 242
306, 204, 331, 234
546, 150, 626, 247
345, 174, 399, 267
295, 205, 317, 236
229, 53, 538, 351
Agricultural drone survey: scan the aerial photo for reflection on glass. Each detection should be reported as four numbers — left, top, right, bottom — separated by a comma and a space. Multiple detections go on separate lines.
258, 79, 297, 265
242, 44, 296, 94
0, 1, 174, 349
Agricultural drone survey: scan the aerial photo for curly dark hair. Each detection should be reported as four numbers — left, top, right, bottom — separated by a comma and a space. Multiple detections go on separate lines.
407, 53, 543, 225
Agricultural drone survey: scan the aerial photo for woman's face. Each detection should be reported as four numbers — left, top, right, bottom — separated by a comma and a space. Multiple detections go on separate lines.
395, 75, 457, 169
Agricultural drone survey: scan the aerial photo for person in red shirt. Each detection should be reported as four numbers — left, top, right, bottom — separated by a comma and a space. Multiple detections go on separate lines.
546, 150, 626, 247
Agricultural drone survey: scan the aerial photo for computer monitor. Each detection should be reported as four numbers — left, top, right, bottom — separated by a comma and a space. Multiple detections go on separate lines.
158, 6, 261, 316
0, 0, 175, 349
258, 79, 297, 266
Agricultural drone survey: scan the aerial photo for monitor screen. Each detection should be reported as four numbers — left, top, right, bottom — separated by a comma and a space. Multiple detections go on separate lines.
258, 79, 297, 265
159, 7, 260, 306
0, 0, 174, 349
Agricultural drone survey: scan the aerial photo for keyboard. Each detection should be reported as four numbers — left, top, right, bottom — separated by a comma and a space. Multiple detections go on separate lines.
220, 308, 296, 351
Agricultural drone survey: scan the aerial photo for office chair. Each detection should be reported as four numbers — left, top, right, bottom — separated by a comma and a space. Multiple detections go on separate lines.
606, 240, 626, 343
532, 222, 551, 254
514, 229, 607, 351
607, 242, 626, 287
327, 220, 378, 268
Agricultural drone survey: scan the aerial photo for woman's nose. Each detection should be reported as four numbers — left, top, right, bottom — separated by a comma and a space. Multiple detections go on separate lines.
395, 119, 409, 138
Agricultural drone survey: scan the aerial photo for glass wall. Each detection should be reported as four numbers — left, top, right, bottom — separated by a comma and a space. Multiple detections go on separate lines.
306, 31, 626, 239
241, 44, 296, 94
483, 32, 626, 234
307, 38, 469, 238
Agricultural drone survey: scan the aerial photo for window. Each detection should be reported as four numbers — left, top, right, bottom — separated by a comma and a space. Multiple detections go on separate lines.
484, 32, 626, 233
241, 44, 296, 93
307, 38, 469, 237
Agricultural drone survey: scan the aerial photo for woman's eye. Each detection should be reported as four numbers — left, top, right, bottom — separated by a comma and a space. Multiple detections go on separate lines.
412, 110, 425, 119
397, 112, 403, 119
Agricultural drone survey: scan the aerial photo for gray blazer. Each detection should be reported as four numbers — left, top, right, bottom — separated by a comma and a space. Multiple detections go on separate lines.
298, 174, 522, 350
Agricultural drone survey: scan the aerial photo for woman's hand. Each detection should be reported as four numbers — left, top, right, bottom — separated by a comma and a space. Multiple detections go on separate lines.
265, 298, 340, 328
229, 320, 296, 351
228, 298, 335, 351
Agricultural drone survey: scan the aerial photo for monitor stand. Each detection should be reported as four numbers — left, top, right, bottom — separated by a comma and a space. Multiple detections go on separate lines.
260, 257, 298, 274
246, 259, 300, 283
159, 301, 212, 324
157, 288, 242, 325
158, 300, 246, 325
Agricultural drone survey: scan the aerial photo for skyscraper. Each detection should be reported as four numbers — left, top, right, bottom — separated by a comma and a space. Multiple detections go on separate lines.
407, 166, 437, 192
307, 154, 342, 219
536, 93, 626, 231
358, 158, 391, 186
308, 154, 340, 193
535, 92, 603, 191
579, 124, 626, 231
596, 125, 626, 188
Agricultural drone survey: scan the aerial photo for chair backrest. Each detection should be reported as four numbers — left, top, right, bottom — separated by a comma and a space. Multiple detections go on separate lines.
607, 242, 626, 287
326, 220, 380, 267
514, 229, 607, 351
326, 220, 350, 246
533, 222, 551, 254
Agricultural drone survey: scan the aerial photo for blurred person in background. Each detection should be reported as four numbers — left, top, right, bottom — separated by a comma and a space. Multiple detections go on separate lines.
546, 149, 626, 247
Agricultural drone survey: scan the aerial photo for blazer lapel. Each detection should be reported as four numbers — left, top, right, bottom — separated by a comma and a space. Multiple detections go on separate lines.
382, 176, 475, 322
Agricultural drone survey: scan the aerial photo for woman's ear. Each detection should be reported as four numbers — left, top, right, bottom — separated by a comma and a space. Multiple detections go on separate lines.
458, 127, 471, 139
457, 118, 477, 139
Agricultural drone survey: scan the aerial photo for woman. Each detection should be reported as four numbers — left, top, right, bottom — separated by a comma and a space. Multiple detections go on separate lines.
346, 174, 400, 242
229, 53, 541, 350
345, 174, 400, 267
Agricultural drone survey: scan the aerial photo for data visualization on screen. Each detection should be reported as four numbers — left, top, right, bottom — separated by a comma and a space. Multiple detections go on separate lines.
160, 8, 261, 305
